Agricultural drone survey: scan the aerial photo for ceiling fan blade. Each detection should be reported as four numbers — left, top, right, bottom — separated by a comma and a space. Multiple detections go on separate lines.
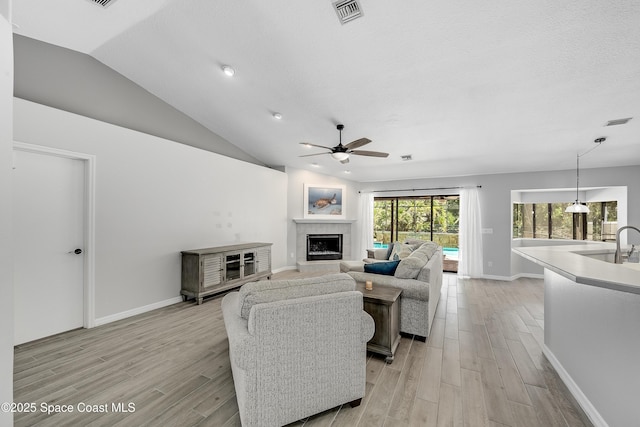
340, 157, 350, 164
299, 152, 330, 158
350, 150, 389, 158
343, 138, 371, 150
300, 142, 334, 151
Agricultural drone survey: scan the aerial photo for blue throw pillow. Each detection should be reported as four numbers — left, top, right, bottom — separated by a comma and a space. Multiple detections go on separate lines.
364, 260, 400, 276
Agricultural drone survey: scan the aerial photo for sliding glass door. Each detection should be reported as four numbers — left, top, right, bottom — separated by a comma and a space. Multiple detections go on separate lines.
373, 195, 460, 250
432, 196, 459, 248
397, 197, 432, 242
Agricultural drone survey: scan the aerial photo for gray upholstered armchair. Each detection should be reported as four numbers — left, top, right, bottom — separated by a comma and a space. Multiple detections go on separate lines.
221, 273, 374, 427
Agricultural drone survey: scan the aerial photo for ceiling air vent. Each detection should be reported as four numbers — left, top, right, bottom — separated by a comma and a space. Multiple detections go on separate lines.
333, 0, 364, 24
605, 117, 632, 126
401, 154, 413, 161
87, 0, 118, 8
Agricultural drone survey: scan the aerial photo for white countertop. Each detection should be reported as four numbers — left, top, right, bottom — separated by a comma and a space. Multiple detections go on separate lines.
512, 242, 640, 295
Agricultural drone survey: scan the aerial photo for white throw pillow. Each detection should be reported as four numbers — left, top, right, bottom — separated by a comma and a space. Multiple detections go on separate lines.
388, 242, 413, 260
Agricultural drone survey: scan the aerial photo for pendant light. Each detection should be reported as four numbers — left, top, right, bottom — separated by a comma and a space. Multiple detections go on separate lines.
565, 138, 605, 213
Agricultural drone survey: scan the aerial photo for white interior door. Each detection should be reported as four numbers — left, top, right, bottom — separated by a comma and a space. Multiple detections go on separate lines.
13, 149, 85, 345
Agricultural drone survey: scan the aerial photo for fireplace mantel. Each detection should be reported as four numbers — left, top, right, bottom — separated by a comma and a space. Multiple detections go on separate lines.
293, 218, 356, 224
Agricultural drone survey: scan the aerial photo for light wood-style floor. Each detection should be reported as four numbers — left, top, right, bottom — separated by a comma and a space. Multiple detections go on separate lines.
14, 272, 593, 427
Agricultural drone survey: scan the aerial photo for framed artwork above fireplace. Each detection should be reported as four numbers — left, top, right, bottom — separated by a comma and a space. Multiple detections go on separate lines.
303, 183, 346, 220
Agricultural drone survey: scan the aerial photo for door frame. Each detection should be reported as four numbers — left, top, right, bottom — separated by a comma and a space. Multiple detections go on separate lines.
13, 141, 96, 328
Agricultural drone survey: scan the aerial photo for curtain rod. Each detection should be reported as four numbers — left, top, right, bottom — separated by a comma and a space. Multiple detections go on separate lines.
359, 185, 481, 194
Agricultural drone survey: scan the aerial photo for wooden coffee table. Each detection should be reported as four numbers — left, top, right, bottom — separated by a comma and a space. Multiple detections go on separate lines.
356, 282, 402, 363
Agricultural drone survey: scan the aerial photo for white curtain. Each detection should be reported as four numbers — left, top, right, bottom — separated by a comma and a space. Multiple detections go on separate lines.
458, 188, 483, 278
359, 192, 374, 258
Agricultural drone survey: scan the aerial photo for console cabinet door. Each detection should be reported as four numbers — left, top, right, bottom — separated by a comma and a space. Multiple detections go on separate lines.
224, 252, 242, 282
257, 246, 271, 274
243, 250, 257, 278
202, 254, 223, 289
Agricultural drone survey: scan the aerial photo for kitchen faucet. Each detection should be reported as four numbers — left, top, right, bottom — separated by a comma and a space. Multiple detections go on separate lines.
614, 226, 640, 263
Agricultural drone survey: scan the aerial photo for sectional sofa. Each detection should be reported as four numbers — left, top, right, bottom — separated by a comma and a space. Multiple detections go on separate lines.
342, 240, 443, 339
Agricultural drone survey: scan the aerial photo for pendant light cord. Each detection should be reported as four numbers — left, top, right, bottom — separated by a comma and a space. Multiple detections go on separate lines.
578, 138, 604, 159
575, 154, 580, 203
574, 138, 605, 203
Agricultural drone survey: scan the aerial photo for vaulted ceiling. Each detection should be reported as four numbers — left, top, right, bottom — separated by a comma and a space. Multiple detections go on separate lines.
12, 0, 640, 182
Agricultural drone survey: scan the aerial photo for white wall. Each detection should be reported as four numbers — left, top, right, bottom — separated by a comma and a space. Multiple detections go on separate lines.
0, 3, 13, 426
285, 167, 360, 265
544, 269, 640, 427
359, 166, 640, 279
14, 98, 288, 321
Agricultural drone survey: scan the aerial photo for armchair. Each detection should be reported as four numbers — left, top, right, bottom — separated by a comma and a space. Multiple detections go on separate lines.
221, 273, 374, 427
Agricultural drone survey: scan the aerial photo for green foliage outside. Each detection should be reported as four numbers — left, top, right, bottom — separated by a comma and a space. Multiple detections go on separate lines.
374, 196, 460, 248
513, 201, 618, 241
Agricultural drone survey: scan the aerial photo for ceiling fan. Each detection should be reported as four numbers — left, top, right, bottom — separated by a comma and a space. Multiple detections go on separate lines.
299, 124, 389, 164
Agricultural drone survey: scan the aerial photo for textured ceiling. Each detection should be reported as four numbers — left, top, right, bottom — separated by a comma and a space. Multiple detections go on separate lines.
12, 0, 640, 182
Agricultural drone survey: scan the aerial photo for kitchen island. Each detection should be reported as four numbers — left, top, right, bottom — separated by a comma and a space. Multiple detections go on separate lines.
513, 243, 640, 427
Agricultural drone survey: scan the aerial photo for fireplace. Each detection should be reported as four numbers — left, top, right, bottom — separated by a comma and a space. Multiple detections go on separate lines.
307, 234, 343, 261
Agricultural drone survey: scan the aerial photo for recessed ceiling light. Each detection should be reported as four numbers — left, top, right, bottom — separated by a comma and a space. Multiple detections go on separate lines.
310, 163, 320, 168
273, 112, 283, 120
344, 170, 351, 174
222, 65, 235, 77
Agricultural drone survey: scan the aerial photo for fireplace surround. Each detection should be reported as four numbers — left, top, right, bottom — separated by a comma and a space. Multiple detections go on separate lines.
293, 219, 354, 271
307, 234, 343, 261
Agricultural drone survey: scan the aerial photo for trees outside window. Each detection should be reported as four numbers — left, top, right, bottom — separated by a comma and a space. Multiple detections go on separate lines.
513, 201, 617, 241
550, 203, 573, 239
534, 204, 549, 239
373, 199, 394, 244
374, 195, 459, 248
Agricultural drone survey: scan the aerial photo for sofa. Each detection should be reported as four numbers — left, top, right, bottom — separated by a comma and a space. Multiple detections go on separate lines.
221, 273, 375, 427
342, 240, 443, 339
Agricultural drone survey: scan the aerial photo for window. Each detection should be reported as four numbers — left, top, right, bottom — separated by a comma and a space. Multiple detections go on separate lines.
513, 201, 617, 241
550, 203, 573, 239
534, 203, 549, 239
587, 201, 618, 241
374, 195, 459, 248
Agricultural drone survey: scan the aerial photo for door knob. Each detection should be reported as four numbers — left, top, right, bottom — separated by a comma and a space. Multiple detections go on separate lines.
68, 248, 83, 255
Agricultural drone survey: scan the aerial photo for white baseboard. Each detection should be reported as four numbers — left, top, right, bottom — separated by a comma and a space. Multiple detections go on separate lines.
273, 265, 297, 273
479, 274, 513, 281
464, 273, 544, 281
94, 296, 183, 327
542, 345, 609, 427
509, 272, 544, 280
